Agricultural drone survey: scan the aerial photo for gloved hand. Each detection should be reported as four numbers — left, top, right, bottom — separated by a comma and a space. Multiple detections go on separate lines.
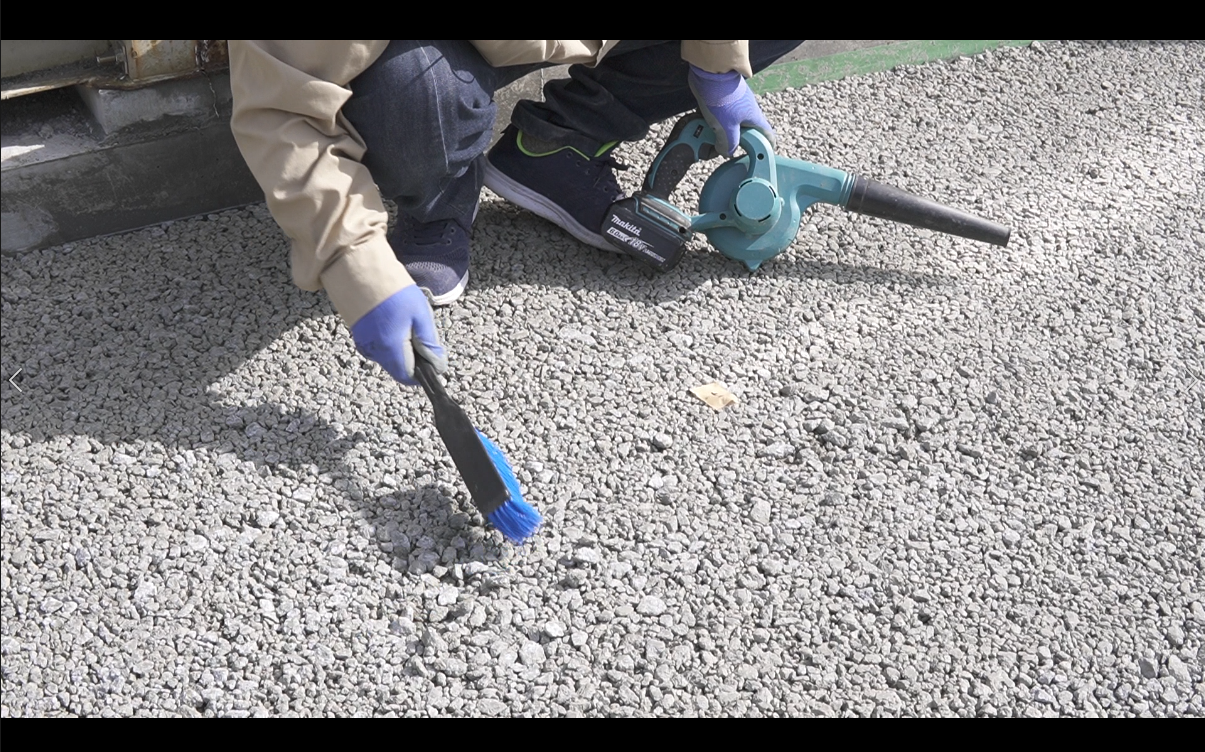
350, 285, 447, 386
687, 64, 777, 158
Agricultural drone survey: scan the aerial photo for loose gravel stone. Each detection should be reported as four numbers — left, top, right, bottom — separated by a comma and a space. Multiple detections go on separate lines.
756, 442, 795, 459
519, 642, 546, 667
1139, 657, 1159, 680
637, 596, 667, 616
478, 699, 508, 716
750, 500, 772, 525
1166, 656, 1191, 684
1166, 625, 1185, 648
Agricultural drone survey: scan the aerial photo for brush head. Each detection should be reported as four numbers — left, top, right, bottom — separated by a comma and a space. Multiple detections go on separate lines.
476, 430, 543, 544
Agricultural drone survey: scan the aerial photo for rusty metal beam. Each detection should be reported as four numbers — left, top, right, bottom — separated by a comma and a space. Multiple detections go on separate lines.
1, 40, 228, 100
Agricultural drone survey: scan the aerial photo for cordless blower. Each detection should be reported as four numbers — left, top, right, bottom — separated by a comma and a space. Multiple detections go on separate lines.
602, 114, 1011, 270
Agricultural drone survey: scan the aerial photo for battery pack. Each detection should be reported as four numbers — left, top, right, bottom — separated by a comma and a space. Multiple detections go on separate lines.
602, 193, 692, 271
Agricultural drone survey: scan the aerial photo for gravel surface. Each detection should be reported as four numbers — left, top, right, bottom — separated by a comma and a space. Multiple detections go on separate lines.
3, 41, 1203, 717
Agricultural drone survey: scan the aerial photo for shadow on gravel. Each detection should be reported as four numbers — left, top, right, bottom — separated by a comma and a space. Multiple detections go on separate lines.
0, 214, 338, 468
1, 198, 942, 579
1, 200, 942, 471
0, 210, 515, 575
467, 201, 951, 304
360, 483, 502, 575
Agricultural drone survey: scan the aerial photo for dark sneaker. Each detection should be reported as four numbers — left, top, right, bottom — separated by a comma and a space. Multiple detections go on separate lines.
483, 125, 626, 251
388, 204, 476, 306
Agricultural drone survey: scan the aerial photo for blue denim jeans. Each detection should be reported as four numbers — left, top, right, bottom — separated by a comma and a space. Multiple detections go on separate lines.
342, 40, 803, 224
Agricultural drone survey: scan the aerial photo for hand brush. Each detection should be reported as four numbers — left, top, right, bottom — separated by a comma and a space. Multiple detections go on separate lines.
412, 356, 541, 544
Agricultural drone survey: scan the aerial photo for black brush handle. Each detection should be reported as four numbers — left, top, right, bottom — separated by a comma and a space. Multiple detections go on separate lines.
413, 357, 509, 516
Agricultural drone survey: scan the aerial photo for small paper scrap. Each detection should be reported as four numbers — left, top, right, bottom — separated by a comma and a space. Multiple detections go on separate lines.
690, 382, 738, 411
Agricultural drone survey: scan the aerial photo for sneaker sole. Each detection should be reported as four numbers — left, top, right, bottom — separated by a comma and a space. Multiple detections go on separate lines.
482, 159, 621, 253
407, 201, 477, 308
421, 269, 469, 307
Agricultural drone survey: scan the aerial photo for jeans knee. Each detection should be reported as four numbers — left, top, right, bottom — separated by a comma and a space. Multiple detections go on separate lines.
345, 41, 497, 202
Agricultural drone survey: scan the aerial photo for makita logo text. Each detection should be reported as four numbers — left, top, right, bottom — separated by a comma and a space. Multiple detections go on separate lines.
607, 227, 665, 263
609, 218, 643, 236
605, 226, 652, 252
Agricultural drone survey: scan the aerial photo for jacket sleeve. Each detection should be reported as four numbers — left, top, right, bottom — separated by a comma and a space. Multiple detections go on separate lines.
680, 41, 753, 78
228, 40, 412, 327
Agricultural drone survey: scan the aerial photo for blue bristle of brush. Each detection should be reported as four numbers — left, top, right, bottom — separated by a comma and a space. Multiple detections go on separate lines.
475, 429, 542, 544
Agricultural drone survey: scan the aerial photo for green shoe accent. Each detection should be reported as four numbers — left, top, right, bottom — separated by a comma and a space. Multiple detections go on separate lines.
517, 131, 580, 158
516, 131, 617, 160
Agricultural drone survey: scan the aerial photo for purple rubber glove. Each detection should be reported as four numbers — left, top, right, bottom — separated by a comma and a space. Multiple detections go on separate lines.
688, 64, 777, 158
350, 285, 447, 386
